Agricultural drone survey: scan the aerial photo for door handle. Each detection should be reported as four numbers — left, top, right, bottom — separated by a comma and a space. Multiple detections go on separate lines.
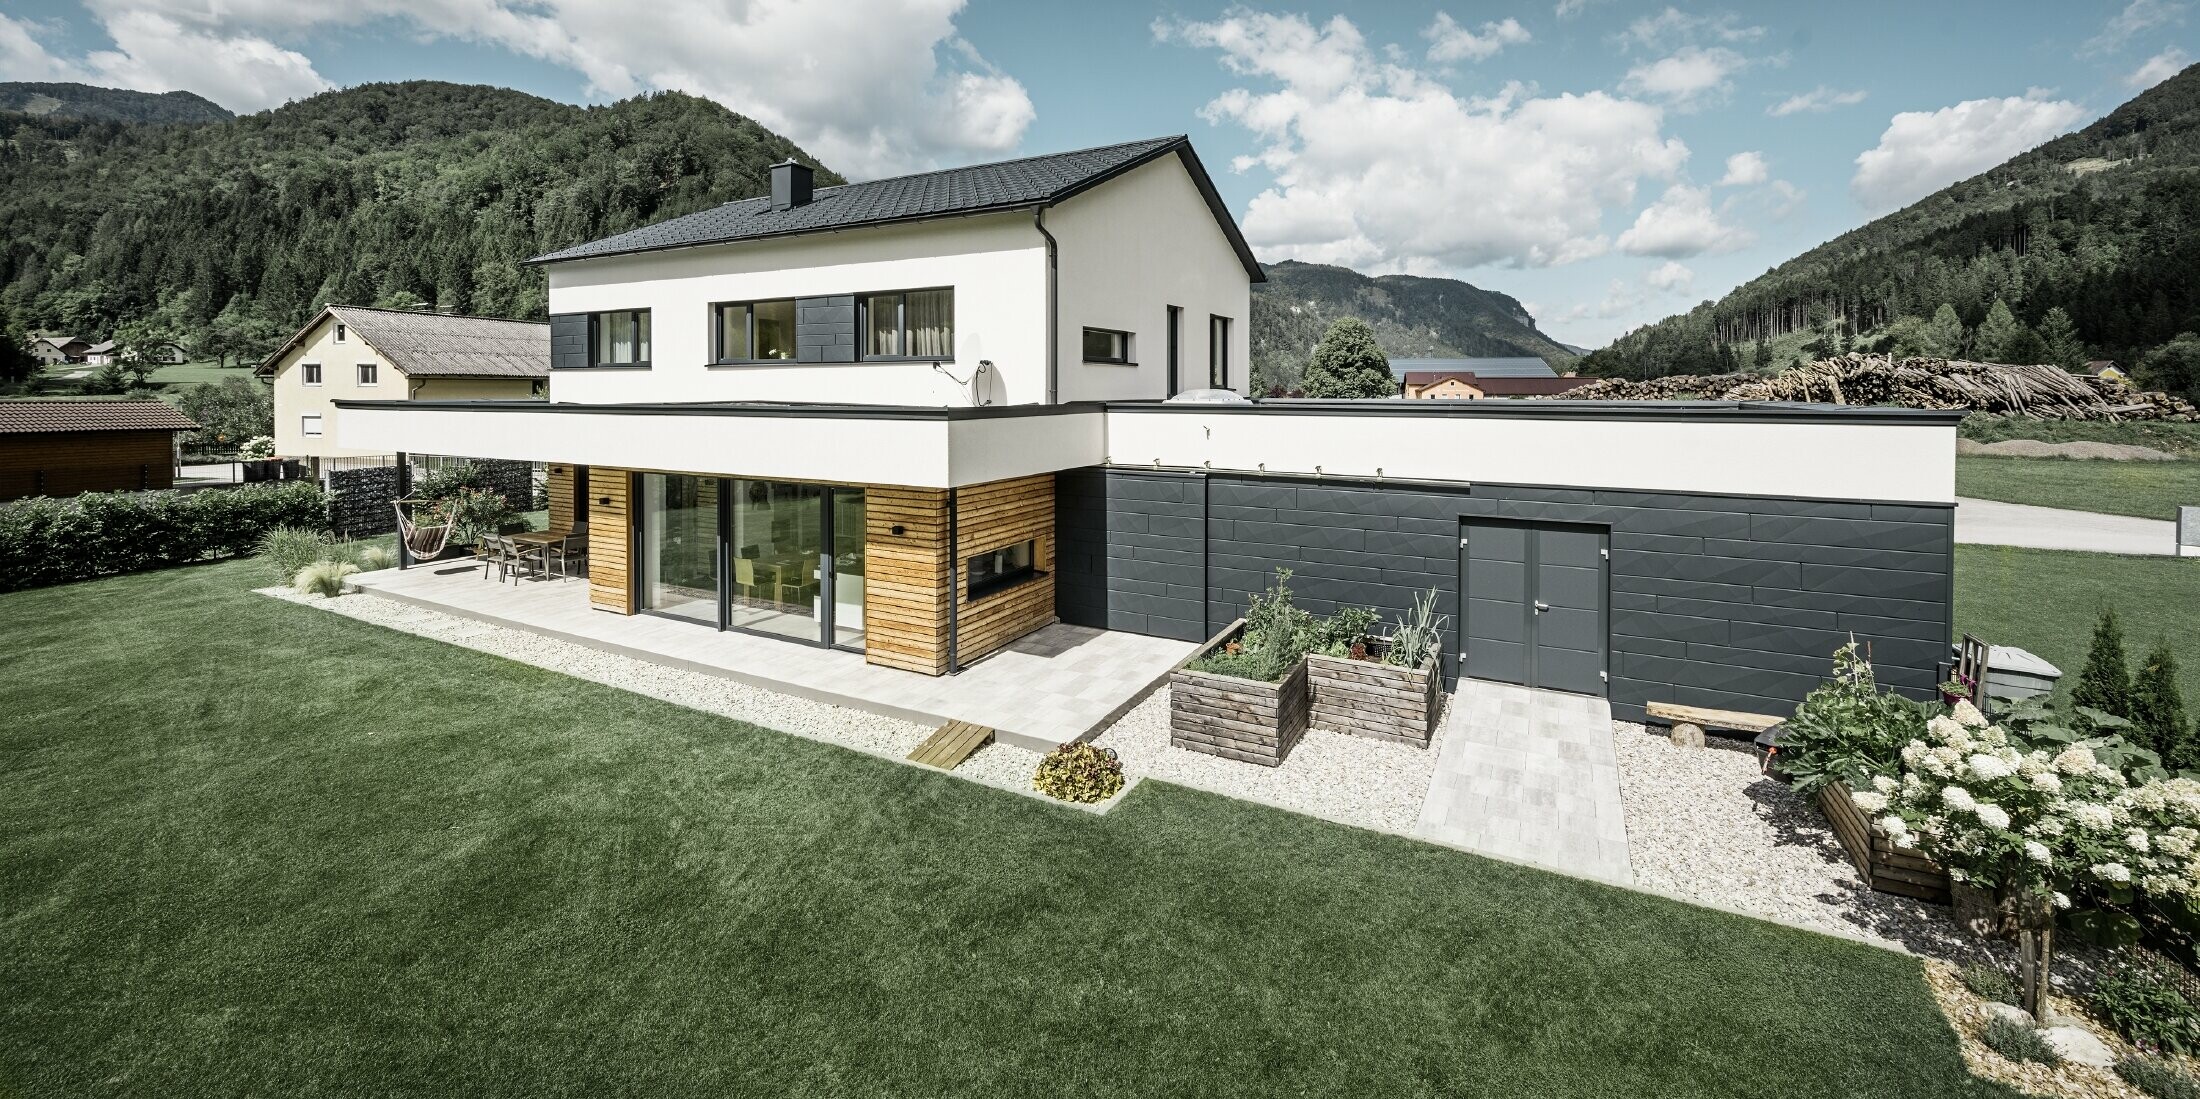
1533, 600, 1550, 614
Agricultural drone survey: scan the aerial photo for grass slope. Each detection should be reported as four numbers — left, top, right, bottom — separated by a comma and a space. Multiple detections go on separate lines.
0, 559, 2008, 1098
1955, 544, 2200, 708
1956, 456, 2200, 521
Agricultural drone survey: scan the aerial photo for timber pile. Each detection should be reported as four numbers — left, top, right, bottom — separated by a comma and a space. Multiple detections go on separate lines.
1546, 353, 2199, 421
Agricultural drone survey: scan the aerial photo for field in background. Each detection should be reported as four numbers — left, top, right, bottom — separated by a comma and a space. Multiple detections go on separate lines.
1956, 455, 2200, 520
1955, 544, 2200, 708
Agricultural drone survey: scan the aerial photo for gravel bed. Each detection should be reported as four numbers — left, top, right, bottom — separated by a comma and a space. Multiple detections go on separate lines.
1089, 686, 1440, 835
261, 586, 1093, 808
1615, 719, 2108, 980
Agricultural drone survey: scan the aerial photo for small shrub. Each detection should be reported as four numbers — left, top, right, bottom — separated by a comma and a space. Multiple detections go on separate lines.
2120, 1056, 2200, 1099
259, 525, 330, 583
1381, 588, 1447, 668
1773, 641, 1932, 796
1187, 569, 1318, 682
292, 560, 358, 598
1960, 963, 2020, 1005
1033, 742, 1125, 804
2094, 952, 2200, 1054
1981, 1016, 2061, 1065
236, 436, 275, 460
357, 545, 397, 571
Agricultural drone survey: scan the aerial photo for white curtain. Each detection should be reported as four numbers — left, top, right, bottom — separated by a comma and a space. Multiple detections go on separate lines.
907, 290, 953, 358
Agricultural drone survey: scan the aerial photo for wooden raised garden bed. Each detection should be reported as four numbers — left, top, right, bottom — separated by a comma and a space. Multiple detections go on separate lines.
1305, 638, 1442, 748
1816, 784, 1951, 904
1169, 619, 1309, 767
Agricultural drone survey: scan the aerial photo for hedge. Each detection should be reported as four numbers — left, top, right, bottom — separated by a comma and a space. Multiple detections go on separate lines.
0, 481, 329, 593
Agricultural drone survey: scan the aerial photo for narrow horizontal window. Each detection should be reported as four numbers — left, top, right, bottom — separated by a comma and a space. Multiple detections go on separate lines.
590, 309, 651, 366
863, 288, 953, 360
967, 538, 1038, 600
300, 414, 323, 437
715, 299, 797, 362
1082, 327, 1132, 364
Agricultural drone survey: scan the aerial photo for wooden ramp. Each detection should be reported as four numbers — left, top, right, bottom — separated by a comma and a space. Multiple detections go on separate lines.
908, 720, 995, 770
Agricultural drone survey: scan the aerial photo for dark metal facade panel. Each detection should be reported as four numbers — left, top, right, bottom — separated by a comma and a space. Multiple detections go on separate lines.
549, 314, 589, 371
794, 295, 856, 364
1055, 468, 1956, 723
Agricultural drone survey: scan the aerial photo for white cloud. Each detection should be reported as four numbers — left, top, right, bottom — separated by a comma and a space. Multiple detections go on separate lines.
1554, 0, 1599, 16
1158, 10, 1692, 272
46, 0, 1031, 177
1719, 150, 1767, 186
2130, 47, 2190, 88
1615, 183, 1753, 257
1645, 260, 1693, 292
1622, 7, 1765, 50
1768, 86, 1867, 116
2084, 0, 2186, 56
0, 14, 71, 81
1424, 14, 1529, 62
1767, 178, 1806, 218
1621, 46, 1747, 110
1851, 92, 2087, 213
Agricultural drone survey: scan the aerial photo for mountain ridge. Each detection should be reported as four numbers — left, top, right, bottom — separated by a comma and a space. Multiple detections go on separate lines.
0, 81, 232, 125
1251, 260, 1575, 394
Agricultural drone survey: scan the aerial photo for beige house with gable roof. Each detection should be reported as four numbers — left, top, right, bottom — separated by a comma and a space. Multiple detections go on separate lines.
259, 306, 548, 471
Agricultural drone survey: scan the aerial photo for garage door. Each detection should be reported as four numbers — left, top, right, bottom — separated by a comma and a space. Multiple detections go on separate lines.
1458, 519, 1608, 696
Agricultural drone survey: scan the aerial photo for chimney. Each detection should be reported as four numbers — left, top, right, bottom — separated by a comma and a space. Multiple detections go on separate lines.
770, 159, 813, 211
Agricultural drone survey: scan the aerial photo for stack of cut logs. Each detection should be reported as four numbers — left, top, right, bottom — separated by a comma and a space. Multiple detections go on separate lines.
1544, 353, 2199, 421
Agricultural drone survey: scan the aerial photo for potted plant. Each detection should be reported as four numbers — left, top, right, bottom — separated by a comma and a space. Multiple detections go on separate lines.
1169, 569, 1319, 766
1306, 588, 1447, 747
236, 435, 277, 482
1941, 672, 1976, 707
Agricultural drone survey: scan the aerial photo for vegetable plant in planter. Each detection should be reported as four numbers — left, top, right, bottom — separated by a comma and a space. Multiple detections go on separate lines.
1171, 569, 1320, 766
1778, 642, 1946, 900
1306, 588, 1448, 747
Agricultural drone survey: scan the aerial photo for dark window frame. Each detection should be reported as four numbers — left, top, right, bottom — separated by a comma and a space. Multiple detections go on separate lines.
1081, 326, 1135, 365
966, 537, 1042, 600
300, 362, 322, 386
1208, 314, 1232, 390
356, 361, 379, 386
858, 286, 955, 362
587, 308, 653, 369
334, 323, 347, 343
709, 298, 801, 365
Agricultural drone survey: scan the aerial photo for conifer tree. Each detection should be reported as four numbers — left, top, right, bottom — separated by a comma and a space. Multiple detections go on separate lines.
2131, 642, 2193, 769
1974, 299, 2028, 362
2071, 609, 2134, 726
1920, 303, 1966, 358
2036, 307, 2087, 372
1299, 317, 1395, 399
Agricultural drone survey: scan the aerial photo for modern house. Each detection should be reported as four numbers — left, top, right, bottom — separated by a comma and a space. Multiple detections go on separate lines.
259, 306, 549, 473
335, 135, 1959, 724
0, 400, 198, 500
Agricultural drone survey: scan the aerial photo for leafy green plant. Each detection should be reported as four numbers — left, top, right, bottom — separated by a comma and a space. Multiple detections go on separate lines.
291, 560, 359, 598
1033, 742, 1125, 804
1188, 569, 1320, 682
1382, 588, 1446, 668
1774, 641, 1931, 796
1959, 963, 2020, 1005
235, 435, 275, 460
2093, 952, 2200, 1054
2119, 1055, 2200, 1099
0, 481, 328, 593
258, 525, 330, 583
1980, 1016, 2060, 1065
357, 545, 397, 572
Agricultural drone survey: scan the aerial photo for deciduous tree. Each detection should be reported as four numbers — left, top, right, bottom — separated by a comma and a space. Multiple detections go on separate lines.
1300, 317, 1395, 398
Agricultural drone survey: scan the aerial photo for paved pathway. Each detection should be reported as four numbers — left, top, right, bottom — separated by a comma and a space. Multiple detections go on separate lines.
1414, 679, 1632, 885
1956, 496, 2180, 556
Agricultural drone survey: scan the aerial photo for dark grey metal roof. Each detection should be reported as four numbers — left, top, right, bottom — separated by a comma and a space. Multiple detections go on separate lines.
526, 136, 1264, 280
1390, 357, 1558, 378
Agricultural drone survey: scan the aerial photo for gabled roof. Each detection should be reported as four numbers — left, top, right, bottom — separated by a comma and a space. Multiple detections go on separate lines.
1391, 357, 1557, 378
0, 399, 198, 434
257, 306, 550, 379
84, 340, 117, 354
526, 136, 1266, 281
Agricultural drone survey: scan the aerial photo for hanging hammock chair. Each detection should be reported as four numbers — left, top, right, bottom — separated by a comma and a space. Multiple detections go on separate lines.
393, 499, 455, 561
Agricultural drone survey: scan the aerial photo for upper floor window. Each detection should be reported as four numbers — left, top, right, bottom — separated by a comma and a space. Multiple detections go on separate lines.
1082, 327, 1133, 365
301, 362, 322, 386
357, 362, 378, 386
714, 299, 797, 363
862, 288, 953, 359
334, 323, 346, 343
591, 309, 651, 366
1209, 315, 1232, 389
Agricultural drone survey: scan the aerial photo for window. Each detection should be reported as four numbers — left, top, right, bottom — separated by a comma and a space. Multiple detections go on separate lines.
334, 323, 346, 343
301, 362, 322, 385
967, 538, 1038, 599
1208, 315, 1232, 389
590, 309, 651, 366
301, 414, 323, 437
714, 299, 797, 363
1082, 327, 1132, 364
862, 288, 953, 359
356, 362, 378, 386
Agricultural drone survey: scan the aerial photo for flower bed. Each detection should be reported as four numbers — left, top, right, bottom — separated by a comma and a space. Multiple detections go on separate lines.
1170, 619, 1310, 767
1817, 782, 1951, 903
1306, 637, 1442, 748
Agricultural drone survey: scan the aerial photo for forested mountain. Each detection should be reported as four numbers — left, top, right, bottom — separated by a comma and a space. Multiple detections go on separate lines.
1582, 63, 2200, 391
0, 81, 835, 364
0, 82, 231, 125
1251, 260, 1576, 393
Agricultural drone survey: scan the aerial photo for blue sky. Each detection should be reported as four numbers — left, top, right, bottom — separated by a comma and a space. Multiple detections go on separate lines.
2, 1, 2193, 347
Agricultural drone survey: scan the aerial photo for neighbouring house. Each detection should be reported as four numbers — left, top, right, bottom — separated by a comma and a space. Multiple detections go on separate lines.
32, 335, 96, 366
258, 306, 549, 474
1396, 357, 1593, 399
0, 399, 198, 500
2083, 360, 2127, 383
334, 135, 1959, 728
81, 340, 120, 366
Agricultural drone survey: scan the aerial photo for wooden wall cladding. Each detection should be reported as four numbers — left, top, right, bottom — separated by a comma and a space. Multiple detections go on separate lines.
0, 431, 175, 501
953, 473, 1056, 666
587, 469, 633, 613
545, 464, 575, 531
863, 485, 952, 675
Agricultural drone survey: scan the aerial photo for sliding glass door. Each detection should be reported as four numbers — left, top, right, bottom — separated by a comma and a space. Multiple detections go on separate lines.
638, 473, 864, 649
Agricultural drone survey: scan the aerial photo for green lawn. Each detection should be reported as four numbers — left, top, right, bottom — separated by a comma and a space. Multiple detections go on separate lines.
1956, 455, 2200, 520
1958, 415, 2200, 457
1955, 544, 2200, 708
25, 357, 253, 397
1, 559, 2007, 1098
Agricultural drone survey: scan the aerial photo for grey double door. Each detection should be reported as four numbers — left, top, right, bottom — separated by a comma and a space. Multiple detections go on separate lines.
1457, 520, 1608, 697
